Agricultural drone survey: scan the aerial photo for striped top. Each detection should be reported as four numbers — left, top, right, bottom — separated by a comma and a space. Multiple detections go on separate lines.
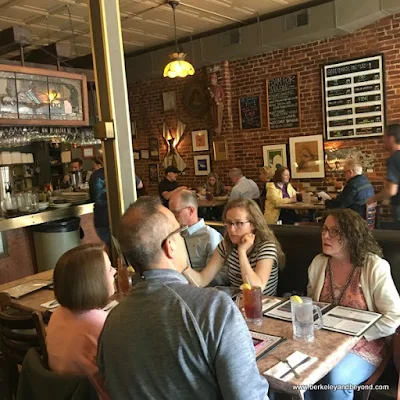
217, 240, 279, 296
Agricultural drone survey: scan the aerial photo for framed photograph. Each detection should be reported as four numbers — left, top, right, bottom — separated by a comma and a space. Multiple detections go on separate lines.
192, 130, 209, 152
140, 149, 150, 160
322, 54, 385, 140
149, 163, 159, 182
82, 146, 95, 159
149, 137, 159, 160
133, 150, 140, 160
131, 121, 137, 140
163, 91, 176, 111
289, 135, 325, 179
262, 144, 288, 175
194, 155, 211, 176
213, 140, 227, 161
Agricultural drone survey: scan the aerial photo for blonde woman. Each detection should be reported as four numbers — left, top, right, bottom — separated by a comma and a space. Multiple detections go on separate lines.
204, 172, 227, 197
183, 198, 285, 295
264, 167, 297, 224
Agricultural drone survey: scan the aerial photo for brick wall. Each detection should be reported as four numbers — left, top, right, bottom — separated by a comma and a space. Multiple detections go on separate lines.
129, 14, 400, 219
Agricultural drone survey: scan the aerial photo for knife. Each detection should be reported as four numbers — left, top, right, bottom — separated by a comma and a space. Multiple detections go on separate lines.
279, 356, 312, 379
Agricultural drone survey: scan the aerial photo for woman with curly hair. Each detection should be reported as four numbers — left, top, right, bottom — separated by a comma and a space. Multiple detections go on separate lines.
306, 209, 400, 400
183, 198, 285, 295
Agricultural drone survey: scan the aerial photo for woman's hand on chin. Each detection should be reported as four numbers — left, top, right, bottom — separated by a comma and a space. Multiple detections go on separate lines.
237, 233, 255, 254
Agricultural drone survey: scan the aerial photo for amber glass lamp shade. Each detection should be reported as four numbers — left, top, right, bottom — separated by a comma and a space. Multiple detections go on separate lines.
163, 53, 195, 78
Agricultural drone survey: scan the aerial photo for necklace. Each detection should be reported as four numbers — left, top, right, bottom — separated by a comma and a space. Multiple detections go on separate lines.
327, 259, 357, 306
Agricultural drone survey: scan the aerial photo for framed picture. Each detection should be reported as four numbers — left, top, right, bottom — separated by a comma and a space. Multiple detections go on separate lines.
289, 135, 325, 179
82, 146, 95, 159
149, 163, 159, 182
133, 150, 140, 160
163, 91, 176, 111
140, 149, 149, 159
322, 54, 385, 140
192, 130, 209, 152
262, 144, 288, 175
213, 140, 228, 161
194, 155, 211, 176
131, 121, 137, 140
149, 137, 159, 160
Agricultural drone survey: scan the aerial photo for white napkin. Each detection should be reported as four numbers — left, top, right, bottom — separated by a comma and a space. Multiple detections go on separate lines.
41, 300, 59, 309
317, 191, 331, 201
264, 351, 318, 382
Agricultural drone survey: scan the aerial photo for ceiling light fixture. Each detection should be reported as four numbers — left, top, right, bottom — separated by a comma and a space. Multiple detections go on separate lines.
163, 0, 195, 79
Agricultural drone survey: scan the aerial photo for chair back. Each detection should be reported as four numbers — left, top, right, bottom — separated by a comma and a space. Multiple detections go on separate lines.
17, 348, 97, 400
294, 222, 322, 227
366, 202, 377, 230
0, 292, 47, 365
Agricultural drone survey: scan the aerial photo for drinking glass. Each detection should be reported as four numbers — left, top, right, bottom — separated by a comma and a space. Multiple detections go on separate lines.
296, 192, 303, 202
242, 286, 263, 325
291, 297, 323, 342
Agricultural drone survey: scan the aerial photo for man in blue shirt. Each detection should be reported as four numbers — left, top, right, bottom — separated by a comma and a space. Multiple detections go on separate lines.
98, 197, 269, 400
326, 159, 374, 218
368, 124, 400, 227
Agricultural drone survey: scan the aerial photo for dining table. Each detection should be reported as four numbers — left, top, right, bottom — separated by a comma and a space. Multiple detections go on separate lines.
276, 201, 326, 222
0, 274, 362, 400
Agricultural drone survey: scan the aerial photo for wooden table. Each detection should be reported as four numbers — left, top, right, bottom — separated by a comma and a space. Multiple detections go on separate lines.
276, 202, 326, 211
251, 315, 359, 399
1, 274, 360, 400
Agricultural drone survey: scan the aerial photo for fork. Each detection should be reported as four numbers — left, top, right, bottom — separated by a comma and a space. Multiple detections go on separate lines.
281, 358, 300, 378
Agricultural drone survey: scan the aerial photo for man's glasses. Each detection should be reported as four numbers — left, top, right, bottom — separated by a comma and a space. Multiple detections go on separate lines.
161, 225, 188, 247
223, 220, 250, 229
321, 226, 341, 238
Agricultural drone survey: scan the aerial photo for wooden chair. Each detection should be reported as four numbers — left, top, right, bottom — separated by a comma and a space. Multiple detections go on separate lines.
0, 292, 48, 398
366, 202, 377, 231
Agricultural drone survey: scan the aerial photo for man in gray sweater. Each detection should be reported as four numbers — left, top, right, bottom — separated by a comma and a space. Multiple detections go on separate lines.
97, 196, 269, 400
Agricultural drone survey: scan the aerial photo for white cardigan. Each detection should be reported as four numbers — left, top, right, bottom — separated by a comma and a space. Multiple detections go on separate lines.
307, 253, 400, 341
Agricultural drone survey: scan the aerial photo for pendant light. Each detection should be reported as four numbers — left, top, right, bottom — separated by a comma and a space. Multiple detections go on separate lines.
163, 0, 195, 78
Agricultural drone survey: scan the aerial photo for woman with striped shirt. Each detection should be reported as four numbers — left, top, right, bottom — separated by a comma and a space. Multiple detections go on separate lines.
182, 198, 285, 295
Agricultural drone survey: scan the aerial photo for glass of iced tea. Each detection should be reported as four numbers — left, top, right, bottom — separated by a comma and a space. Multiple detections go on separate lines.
242, 286, 263, 325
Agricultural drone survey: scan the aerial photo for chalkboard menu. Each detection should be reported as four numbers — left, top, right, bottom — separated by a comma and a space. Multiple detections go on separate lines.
239, 95, 261, 130
267, 74, 300, 130
322, 54, 385, 140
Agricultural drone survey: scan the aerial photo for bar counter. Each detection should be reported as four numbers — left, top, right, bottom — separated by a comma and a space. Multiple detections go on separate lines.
0, 202, 94, 232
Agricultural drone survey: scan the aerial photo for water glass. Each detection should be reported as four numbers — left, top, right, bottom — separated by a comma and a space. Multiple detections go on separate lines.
291, 297, 323, 342
242, 286, 263, 325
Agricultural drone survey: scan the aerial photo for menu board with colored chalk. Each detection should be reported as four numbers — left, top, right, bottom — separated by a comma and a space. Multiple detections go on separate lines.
239, 95, 262, 130
267, 74, 300, 130
322, 54, 385, 140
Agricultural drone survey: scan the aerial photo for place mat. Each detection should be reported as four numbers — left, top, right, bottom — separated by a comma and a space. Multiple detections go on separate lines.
250, 331, 285, 360
264, 351, 318, 382
4, 280, 53, 299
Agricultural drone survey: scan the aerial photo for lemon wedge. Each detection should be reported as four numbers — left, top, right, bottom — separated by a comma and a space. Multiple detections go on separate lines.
127, 266, 135, 274
291, 295, 303, 304
240, 283, 251, 290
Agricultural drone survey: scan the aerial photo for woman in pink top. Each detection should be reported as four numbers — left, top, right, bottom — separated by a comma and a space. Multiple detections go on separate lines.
47, 243, 116, 398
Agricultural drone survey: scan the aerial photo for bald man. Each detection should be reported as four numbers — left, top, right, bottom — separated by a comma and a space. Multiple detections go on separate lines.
229, 168, 260, 200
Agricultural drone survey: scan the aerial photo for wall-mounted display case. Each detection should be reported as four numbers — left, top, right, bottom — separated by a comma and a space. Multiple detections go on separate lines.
0, 65, 89, 126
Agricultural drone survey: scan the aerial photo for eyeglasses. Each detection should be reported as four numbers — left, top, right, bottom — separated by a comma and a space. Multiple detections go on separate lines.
223, 220, 250, 229
321, 226, 341, 238
170, 207, 190, 216
161, 225, 189, 247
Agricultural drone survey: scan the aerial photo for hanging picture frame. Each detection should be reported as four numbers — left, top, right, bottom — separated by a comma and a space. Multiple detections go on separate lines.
192, 130, 209, 152
262, 144, 288, 175
289, 135, 325, 179
194, 155, 211, 176
133, 150, 140, 160
213, 140, 228, 161
140, 149, 150, 160
149, 137, 159, 160
149, 163, 159, 182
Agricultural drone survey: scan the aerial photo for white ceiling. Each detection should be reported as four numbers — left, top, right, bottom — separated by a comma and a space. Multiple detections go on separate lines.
0, 0, 313, 60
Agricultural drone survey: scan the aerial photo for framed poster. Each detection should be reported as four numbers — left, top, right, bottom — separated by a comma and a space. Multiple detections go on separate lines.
82, 146, 94, 159
163, 91, 176, 111
149, 163, 159, 182
194, 155, 211, 176
267, 74, 300, 130
213, 140, 227, 161
322, 54, 385, 140
289, 135, 325, 179
262, 144, 287, 175
239, 96, 261, 130
140, 149, 149, 159
133, 150, 140, 160
149, 137, 159, 160
192, 130, 209, 152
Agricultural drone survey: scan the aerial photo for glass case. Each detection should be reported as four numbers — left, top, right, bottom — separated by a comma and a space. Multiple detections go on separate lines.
0, 65, 88, 126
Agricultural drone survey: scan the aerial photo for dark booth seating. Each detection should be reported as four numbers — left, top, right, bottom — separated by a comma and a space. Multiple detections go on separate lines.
206, 222, 400, 297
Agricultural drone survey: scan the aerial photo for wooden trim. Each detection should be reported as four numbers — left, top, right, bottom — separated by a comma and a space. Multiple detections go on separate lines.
0, 64, 89, 126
